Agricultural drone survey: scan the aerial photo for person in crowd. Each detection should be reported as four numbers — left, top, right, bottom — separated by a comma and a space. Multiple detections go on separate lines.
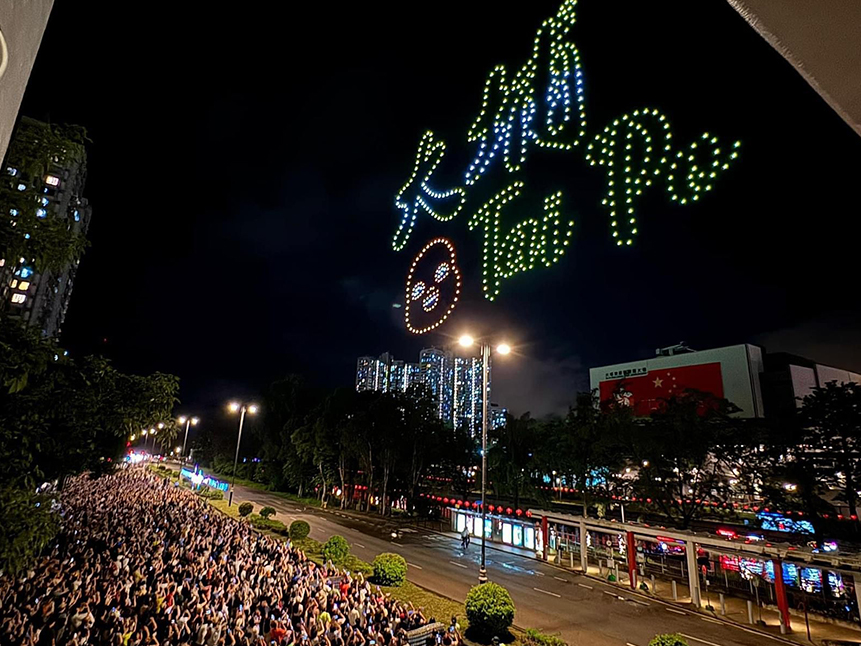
0, 469, 441, 646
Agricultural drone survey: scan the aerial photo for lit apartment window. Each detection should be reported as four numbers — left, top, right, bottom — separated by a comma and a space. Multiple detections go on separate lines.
10, 294, 26, 304
18, 281, 30, 291
17, 266, 33, 278
9, 280, 17, 289
45, 175, 60, 186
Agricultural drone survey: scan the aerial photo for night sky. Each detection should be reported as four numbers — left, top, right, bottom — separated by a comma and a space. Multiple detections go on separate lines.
18, 1, 861, 425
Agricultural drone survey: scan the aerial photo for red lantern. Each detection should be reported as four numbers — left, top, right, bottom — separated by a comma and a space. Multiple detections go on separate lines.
443, 497, 449, 504
488, 505, 495, 512
525, 510, 532, 518
506, 507, 513, 515
515, 509, 523, 516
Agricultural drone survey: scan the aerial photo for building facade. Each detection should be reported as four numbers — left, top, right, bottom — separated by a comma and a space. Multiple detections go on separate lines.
2, 118, 92, 337
0, 0, 55, 163
590, 343, 861, 419
356, 346, 502, 435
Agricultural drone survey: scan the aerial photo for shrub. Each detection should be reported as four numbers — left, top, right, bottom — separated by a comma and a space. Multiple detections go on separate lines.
260, 506, 276, 519
289, 520, 311, 541
649, 636, 688, 646
373, 553, 408, 586
322, 535, 350, 565
248, 514, 286, 533
523, 629, 567, 646
344, 554, 374, 576
198, 488, 223, 500
465, 582, 515, 638
238, 502, 253, 517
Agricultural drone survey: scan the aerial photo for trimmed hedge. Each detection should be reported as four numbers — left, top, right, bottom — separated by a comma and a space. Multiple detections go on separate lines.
249, 514, 287, 534
649, 636, 688, 646
322, 535, 350, 565
260, 506, 277, 519
465, 582, 515, 638
197, 488, 224, 500
373, 553, 408, 586
238, 502, 253, 517
289, 520, 311, 541
523, 629, 567, 646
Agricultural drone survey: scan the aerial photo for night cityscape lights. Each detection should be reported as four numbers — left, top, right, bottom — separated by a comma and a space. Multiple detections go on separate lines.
404, 238, 462, 335
393, 0, 740, 328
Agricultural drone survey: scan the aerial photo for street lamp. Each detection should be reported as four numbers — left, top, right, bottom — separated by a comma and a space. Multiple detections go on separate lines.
458, 333, 512, 585
227, 402, 258, 506
178, 415, 200, 465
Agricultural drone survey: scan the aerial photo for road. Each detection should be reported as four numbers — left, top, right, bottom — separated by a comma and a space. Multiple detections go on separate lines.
226, 483, 795, 646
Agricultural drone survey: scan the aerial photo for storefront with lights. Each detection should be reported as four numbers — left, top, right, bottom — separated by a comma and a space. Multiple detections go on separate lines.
449, 506, 542, 553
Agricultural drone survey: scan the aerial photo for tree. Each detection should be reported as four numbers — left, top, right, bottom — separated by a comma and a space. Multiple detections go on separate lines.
0, 118, 90, 295
555, 391, 628, 512
798, 381, 861, 518
488, 413, 544, 511
0, 320, 179, 572
621, 390, 747, 528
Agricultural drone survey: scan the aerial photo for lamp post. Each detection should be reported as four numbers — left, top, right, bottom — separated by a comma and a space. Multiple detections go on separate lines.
458, 334, 511, 585
227, 402, 258, 506
178, 415, 200, 466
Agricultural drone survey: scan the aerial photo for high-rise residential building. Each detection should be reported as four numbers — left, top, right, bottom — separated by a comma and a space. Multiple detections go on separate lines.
2, 118, 92, 337
354, 347, 502, 434
404, 362, 422, 390
420, 347, 453, 422
490, 404, 508, 430
389, 360, 405, 392
356, 356, 380, 392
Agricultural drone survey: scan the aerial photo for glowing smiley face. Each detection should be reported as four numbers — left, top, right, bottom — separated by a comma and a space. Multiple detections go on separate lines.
405, 238, 462, 334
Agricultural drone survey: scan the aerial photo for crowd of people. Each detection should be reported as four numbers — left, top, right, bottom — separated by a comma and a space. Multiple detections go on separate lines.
0, 469, 458, 646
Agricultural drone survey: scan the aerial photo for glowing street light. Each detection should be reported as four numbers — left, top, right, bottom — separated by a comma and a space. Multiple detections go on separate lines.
178, 415, 200, 465
227, 402, 258, 506
457, 332, 513, 585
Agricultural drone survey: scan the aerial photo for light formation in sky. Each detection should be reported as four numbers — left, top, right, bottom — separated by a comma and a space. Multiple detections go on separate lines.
394, 0, 741, 329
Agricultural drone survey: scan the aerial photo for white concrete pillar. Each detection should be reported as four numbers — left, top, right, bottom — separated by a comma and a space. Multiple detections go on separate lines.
579, 520, 589, 572
685, 540, 701, 607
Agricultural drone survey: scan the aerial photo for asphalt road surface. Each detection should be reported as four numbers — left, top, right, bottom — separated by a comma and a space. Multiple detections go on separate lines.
228, 483, 792, 646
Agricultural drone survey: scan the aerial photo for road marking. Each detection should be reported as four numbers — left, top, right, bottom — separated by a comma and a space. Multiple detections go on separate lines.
553, 576, 568, 582
533, 587, 561, 598
602, 591, 623, 600
666, 608, 687, 616
679, 634, 721, 646
354, 543, 366, 549
577, 583, 593, 590
407, 562, 423, 570
627, 643, 640, 646
700, 618, 722, 625
731, 626, 787, 643
449, 561, 468, 569
632, 599, 650, 607
391, 541, 403, 546
534, 571, 545, 577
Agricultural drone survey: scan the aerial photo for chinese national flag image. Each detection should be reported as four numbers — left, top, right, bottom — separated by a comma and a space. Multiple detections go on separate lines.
598, 362, 724, 416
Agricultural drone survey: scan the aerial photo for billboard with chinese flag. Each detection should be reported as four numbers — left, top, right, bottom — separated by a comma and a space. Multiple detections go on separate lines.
590, 344, 764, 418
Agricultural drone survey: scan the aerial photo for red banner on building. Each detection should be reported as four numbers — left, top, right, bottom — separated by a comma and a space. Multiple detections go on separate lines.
598, 362, 724, 416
